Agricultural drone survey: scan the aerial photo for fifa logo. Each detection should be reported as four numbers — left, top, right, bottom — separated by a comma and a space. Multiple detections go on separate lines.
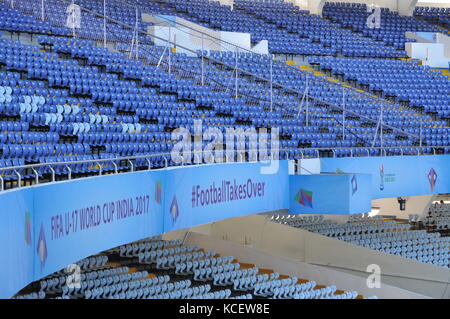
379, 165, 384, 191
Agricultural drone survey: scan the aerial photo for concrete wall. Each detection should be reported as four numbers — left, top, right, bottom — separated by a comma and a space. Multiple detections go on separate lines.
193, 214, 450, 298
216, 0, 234, 9
417, 1, 450, 8
436, 33, 450, 58
285, 0, 325, 15
372, 194, 436, 219
144, 14, 269, 56
406, 41, 450, 68
184, 231, 428, 298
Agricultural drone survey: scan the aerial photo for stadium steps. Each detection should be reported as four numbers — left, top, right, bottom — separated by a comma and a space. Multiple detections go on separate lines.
431, 68, 450, 79
232, 6, 329, 53
310, 60, 443, 124
413, 15, 450, 34
320, 13, 403, 57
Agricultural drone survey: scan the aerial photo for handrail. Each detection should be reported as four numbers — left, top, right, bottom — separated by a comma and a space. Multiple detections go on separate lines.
0, 145, 447, 191
0, 146, 447, 174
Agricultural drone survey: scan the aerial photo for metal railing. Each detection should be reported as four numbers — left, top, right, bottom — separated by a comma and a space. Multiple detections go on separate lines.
0, 146, 448, 192
1, 0, 448, 193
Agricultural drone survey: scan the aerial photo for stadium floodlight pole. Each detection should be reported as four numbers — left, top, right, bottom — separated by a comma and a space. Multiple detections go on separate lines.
103, 0, 106, 48
235, 48, 238, 99
270, 55, 273, 112
342, 88, 345, 140
201, 34, 204, 86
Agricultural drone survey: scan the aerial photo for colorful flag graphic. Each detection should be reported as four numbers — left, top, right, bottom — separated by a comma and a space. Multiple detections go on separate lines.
428, 168, 437, 192
295, 189, 313, 208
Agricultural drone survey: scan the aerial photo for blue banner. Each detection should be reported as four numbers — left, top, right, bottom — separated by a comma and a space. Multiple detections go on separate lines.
2, 155, 450, 297
0, 161, 289, 298
0, 189, 34, 299
348, 173, 372, 214
289, 174, 372, 215
321, 155, 450, 199
32, 171, 166, 279
164, 162, 290, 232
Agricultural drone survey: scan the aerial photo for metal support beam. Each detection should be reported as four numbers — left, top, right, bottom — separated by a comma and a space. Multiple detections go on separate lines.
65, 165, 72, 180
342, 88, 345, 140
156, 46, 168, 68
14, 170, 21, 188
49, 166, 55, 182
135, 7, 139, 60
168, 27, 171, 74
201, 34, 204, 86
128, 160, 134, 172
380, 104, 383, 149
296, 87, 308, 118
235, 49, 238, 99
419, 115, 423, 148
305, 73, 309, 126
112, 161, 118, 174
41, 0, 45, 21
270, 55, 273, 112
71, 0, 76, 38
32, 168, 39, 185
103, 0, 107, 48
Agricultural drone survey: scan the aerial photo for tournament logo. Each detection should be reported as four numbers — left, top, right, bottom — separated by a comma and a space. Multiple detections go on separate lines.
36, 223, 48, 270
155, 180, 162, 204
294, 189, 313, 208
24, 211, 31, 246
351, 174, 358, 195
379, 165, 384, 191
170, 195, 179, 224
428, 168, 437, 192
379, 164, 395, 190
